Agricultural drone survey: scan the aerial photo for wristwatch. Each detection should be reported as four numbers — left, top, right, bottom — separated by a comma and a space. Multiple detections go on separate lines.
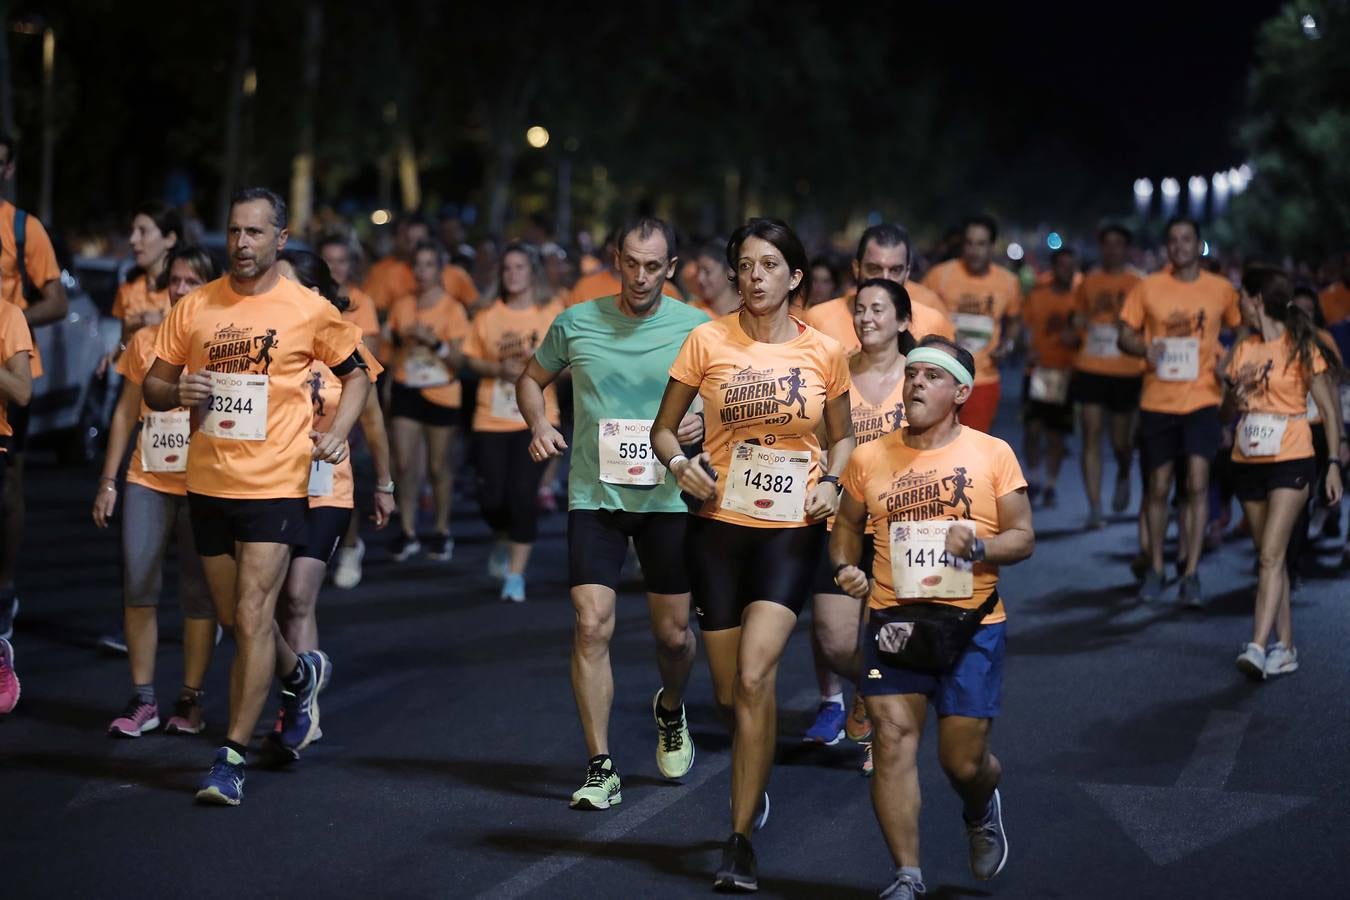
820, 474, 843, 494
375, 480, 396, 494
970, 538, 986, 563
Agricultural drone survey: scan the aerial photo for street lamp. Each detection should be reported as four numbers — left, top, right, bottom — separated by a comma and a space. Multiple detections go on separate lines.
1160, 177, 1180, 218
1188, 175, 1208, 218
1134, 178, 1153, 218
526, 125, 550, 149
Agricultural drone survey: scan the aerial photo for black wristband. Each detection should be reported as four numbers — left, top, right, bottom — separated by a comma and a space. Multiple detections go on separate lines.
820, 474, 843, 493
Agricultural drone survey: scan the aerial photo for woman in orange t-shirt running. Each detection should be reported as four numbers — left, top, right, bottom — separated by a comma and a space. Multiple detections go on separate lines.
93, 245, 218, 738
1225, 267, 1342, 681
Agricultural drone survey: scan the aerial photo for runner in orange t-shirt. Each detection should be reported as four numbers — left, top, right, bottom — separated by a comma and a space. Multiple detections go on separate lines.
0, 280, 32, 714
1020, 248, 1079, 508
1317, 252, 1350, 323
1070, 224, 1144, 528
805, 224, 955, 353
652, 219, 854, 891
317, 234, 380, 355
93, 245, 217, 737
922, 216, 1022, 433
1225, 266, 1342, 681
143, 188, 368, 805
113, 203, 181, 335
387, 241, 471, 563
365, 213, 478, 313
806, 279, 915, 767
829, 337, 1032, 898
463, 243, 561, 602
1119, 217, 1241, 604
1290, 284, 1346, 548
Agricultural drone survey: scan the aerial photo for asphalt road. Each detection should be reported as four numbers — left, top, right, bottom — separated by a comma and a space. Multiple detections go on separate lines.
3, 381, 1349, 899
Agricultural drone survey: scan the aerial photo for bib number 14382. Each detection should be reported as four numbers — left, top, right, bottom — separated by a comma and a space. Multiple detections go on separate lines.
721, 442, 810, 522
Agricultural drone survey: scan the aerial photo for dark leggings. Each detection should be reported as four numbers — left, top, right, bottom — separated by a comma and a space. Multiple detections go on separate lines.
474, 430, 547, 543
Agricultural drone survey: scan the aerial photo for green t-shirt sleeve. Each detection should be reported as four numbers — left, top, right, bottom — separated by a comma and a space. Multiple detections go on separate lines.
534, 314, 571, 373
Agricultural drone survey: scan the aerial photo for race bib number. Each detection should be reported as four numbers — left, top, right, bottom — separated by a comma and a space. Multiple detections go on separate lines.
889, 520, 975, 599
490, 378, 522, 421
141, 410, 189, 473
1238, 412, 1287, 457
308, 459, 334, 497
403, 355, 450, 389
1028, 367, 1070, 404
721, 442, 811, 523
953, 313, 996, 354
1086, 323, 1120, 359
597, 419, 665, 486
1156, 337, 1199, 382
201, 372, 268, 441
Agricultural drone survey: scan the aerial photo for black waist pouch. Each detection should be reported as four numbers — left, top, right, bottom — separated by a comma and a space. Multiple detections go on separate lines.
871, 589, 1000, 674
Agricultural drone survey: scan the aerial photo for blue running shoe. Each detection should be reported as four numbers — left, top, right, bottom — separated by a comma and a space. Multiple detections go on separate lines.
195, 747, 245, 806
803, 700, 846, 745
279, 651, 328, 753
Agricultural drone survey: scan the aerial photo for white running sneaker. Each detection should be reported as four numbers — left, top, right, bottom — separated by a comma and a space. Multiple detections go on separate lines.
332, 539, 365, 589
1236, 642, 1267, 681
1264, 642, 1298, 676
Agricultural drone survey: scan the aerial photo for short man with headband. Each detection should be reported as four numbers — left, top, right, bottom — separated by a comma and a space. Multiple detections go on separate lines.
830, 335, 1034, 898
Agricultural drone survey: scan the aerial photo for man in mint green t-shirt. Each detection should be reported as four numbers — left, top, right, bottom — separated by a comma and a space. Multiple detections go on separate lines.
518, 216, 708, 812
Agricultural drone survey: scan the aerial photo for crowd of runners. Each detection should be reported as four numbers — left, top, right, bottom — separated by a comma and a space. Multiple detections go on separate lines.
0, 124, 1348, 896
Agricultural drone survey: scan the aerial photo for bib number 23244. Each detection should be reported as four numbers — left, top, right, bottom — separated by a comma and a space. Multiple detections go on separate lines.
201, 372, 268, 441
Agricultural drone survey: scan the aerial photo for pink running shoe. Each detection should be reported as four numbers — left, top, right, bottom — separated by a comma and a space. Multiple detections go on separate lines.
107, 697, 160, 737
0, 638, 19, 714
163, 695, 206, 735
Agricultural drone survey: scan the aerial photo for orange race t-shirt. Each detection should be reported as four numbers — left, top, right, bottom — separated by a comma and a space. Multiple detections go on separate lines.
849, 366, 907, 446
1319, 282, 1350, 325
343, 284, 380, 339
0, 300, 34, 444
1226, 334, 1328, 464
1022, 284, 1079, 371
803, 291, 954, 354
0, 202, 55, 379
118, 324, 187, 496
441, 264, 480, 308
365, 257, 475, 312
462, 300, 560, 432
922, 260, 1022, 384
1119, 270, 1241, 415
111, 273, 171, 323
307, 347, 383, 510
154, 275, 363, 500
841, 425, 1027, 624
668, 313, 851, 529
388, 293, 471, 408
1073, 269, 1145, 377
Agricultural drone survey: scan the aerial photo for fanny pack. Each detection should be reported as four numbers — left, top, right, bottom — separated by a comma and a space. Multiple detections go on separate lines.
871, 589, 1000, 674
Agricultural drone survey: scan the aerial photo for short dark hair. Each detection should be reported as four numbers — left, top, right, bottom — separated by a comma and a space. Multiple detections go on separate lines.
133, 201, 183, 245
316, 233, 349, 254
410, 239, 445, 267
697, 238, 728, 263
726, 218, 810, 303
280, 248, 347, 312
615, 216, 677, 262
856, 223, 912, 266
158, 244, 219, 292
917, 333, 977, 384
1098, 223, 1133, 245
1050, 248, 1077, 266
1165, 215, 1201, 242
962, 214, 999, 243
230, 187, 287, 230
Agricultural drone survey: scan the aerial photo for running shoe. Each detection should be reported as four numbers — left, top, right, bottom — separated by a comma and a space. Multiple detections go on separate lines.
1236, 642, 1267, 681
195, 747, 245, 806
860, 742, 874, 778
501, 573, 526, 603
0, 638, 19, 714
653, 688, 694, 779
332, 538, 365, 589
880, 872, 926, 899
1085, 507, 1105, 530
1129, 553, 1149, 584
279, 650, 328, 753
714, 833, 758, 893
96, 631, 128, 655
803, 700, 846, 745
570, 756, 622, 810
1111, 476, 1130, 514
0, 593, 16, 641
1137, 570, 1165, 602
488, 542, 510, 581
425, 532, 455, 562
108, 697, 160, 738
1265, 642, 1299, 676
1041, 486, 1057, 509
965, 788, 1009, 880
164, 695, 205, 735
845, 693, 873, 742
389, 531, 421, 562
1177, 574, 1203, 608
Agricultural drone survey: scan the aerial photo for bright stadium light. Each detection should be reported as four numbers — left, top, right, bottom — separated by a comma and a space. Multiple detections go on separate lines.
1007, 242, 1025, 261
1160, 177, 1180, 198
1046, 232, 1063, 251
1302, 14, 1319, 39
526, 125, 550, 149
370, 209, 391, 226
1134, 178, 1153, 200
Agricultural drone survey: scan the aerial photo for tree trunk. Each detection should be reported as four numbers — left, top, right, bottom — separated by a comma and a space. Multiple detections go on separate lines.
288, 2, 322, 237
37, 27, 53, 223
217, 1, 254, 229
396, 126, 419, 212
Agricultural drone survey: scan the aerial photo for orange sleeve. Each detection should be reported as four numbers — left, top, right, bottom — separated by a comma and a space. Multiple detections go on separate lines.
313, 304, 362, 369
668, 325, 708, 386
111, 282, 132, 321
154, 297, 192, 366
1119, 281, 1146, 331
442, 265, 479, 306
441, 301, 471, 342
841, 449, 868, 504
826, 340, 851, 400
1221, 292, 1242, 329
1224, 339, 1246, 382
462, 315, 489, 360
0, 303, 33, 363
21, 215, 60, 288
357, 344, 384, 381
992, 440, 1028, 499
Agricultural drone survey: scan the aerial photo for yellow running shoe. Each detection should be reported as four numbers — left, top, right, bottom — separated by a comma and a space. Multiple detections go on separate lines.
570, 756, 622, 810
653, 688, 695, 779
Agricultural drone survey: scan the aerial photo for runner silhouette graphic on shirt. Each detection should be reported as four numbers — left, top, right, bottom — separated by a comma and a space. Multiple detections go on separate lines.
942, 467, 973, 519
777, 368, 807, 418
250, 329, 278, 373
308, 370, 325, 416
884, 401, 905, 430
